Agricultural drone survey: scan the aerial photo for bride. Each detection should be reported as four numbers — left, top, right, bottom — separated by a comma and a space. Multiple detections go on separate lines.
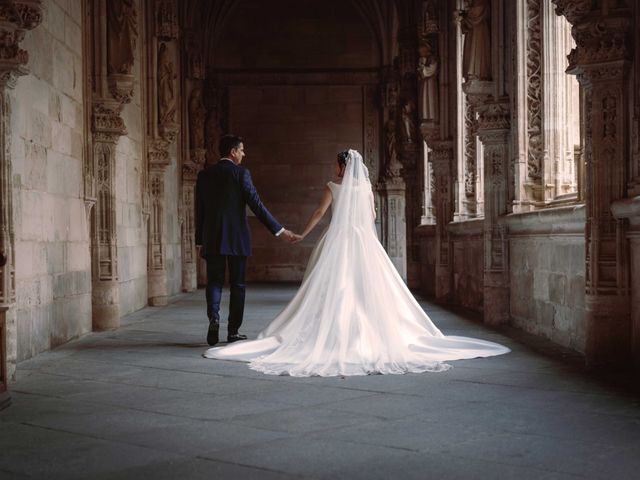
204, 149, 509, 376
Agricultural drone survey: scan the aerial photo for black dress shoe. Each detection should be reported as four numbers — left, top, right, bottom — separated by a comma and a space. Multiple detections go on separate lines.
227, 333, 247, 343
207, 321, 220, 346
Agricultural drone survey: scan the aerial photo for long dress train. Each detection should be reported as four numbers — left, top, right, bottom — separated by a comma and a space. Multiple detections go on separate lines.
204, 151, 509, 376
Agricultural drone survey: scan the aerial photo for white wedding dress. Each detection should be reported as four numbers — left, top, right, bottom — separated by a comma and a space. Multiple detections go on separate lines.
204, 150, 509, 376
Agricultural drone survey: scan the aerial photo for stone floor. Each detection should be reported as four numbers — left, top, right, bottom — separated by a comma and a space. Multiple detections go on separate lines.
1, 285, 639, 479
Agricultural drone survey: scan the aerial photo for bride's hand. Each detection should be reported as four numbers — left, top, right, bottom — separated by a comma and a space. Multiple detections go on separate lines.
291, 233, 304, 243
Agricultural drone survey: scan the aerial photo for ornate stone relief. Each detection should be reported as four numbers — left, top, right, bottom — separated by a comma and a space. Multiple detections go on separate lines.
526, 0, 542, 181
157, 42, 178, 142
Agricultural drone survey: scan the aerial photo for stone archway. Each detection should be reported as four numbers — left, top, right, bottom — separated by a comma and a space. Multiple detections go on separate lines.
187, 0, 396, 282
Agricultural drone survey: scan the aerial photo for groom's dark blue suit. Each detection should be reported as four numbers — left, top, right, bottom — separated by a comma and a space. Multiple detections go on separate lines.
195, 159, 283, 334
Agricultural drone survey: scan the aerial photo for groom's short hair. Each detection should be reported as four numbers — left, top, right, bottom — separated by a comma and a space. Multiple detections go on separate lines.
219, 135, 243, 157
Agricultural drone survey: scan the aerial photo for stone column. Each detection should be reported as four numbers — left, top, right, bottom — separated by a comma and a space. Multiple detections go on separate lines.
611, 197, 640, 367
378, 65, 408, 280
0, 307, 8, 409
88, 0, 138, 330
381, 174, 408, 281
476, 99, 511, 325
146, 0, 179, 306
0, 1, 43, 380
553, 0, 633, 364
429, 140, 454, 300
91, 102, 127, 329
181, 30, 205, 293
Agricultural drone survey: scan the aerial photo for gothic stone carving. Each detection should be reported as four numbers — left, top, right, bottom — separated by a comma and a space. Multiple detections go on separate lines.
526, 0, 542, 181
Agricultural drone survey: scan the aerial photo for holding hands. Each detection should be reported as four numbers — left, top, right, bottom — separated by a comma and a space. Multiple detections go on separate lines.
279, 229, 304, 244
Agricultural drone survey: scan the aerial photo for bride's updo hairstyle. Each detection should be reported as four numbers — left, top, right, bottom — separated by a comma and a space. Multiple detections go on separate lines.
337, 150, 349, 178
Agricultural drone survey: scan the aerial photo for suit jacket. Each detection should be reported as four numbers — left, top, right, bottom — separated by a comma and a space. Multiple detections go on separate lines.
195, 159, 282, 257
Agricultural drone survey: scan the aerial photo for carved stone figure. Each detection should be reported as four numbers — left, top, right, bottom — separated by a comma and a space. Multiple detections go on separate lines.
417, 43, 439, 122
385, 118, 402, 177
157, 43, 176, 125
107, 0, 138, 75
461, 0, 491, 81
189, 87, 206, 150
401, 101, 415, 143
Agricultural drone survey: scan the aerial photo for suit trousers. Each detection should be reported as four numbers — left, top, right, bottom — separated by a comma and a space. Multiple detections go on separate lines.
205, 255, 247, 335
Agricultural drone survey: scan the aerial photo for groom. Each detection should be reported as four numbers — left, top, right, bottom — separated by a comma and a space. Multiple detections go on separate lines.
195, 135, 296, 346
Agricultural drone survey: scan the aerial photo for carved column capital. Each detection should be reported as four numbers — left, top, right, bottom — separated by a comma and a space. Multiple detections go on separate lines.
476, 99, 510, 144
0, 0, 42, 89
92, 101, 127, 142
148, 138, 171, 171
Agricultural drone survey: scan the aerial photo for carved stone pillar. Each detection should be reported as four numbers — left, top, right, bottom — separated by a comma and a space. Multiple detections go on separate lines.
0, 1, 43, 381
147, 140, 171, 305
476, 99, 511, 325
145, 0, 179, 305
181, 31, 205, 292
553, 0, 633, 364
611, 197, 640, 367
428, 140, 454, 300
380, 174, 407, 281
88, 0, 138, 329
91, 102, 126, 329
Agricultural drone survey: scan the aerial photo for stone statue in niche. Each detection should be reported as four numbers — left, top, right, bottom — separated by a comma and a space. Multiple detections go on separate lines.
189, 87, 206, 150
460, 0, 491, 81
401, 101, 416, 143
385, 117, 402, 178
107, 0, 138, 75
158, 43, 177, 125
417, 42, 439, 122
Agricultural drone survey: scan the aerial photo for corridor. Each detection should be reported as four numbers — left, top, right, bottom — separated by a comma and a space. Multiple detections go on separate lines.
1, 285, 639, 479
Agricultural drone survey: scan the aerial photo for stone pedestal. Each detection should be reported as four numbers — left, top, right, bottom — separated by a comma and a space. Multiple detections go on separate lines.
92, 281, 120, 330
477, 100, 511, 326
429, 141, 454, 301
381, 176, 407, 281
0, 308, 10, 410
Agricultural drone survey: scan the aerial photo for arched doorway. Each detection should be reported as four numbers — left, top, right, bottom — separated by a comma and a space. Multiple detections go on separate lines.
202, 0, 387, 281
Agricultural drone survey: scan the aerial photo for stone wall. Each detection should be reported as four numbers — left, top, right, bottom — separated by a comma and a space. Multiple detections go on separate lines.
449, 222, 484, 312
229, 85, 364, 281
507, 207, 587, 351
10, 0, 90, 360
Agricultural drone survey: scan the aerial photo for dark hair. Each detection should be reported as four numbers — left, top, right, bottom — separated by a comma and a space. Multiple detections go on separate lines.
337, 150, 349, 167
219, 134, 243, 157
